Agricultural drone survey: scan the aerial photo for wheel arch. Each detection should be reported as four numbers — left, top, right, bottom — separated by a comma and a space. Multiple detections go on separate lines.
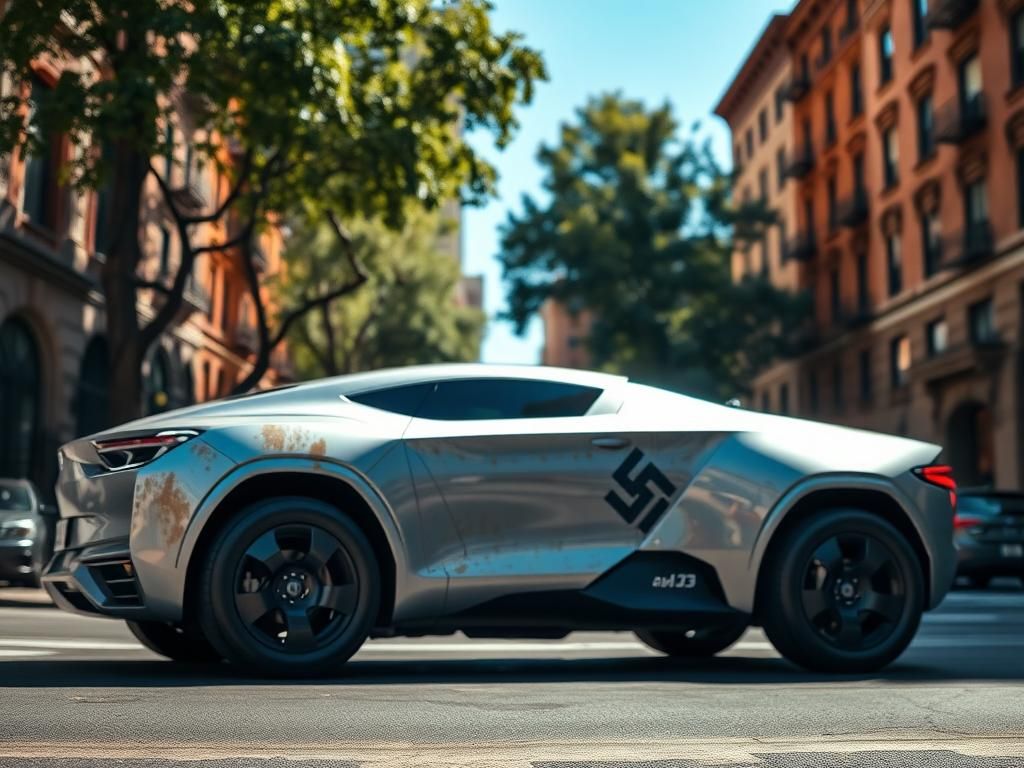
178, 461, 402, 630
750, 476, 932, 620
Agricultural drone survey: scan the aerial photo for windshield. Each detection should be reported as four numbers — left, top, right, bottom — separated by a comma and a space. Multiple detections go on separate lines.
0, 483, 32, 512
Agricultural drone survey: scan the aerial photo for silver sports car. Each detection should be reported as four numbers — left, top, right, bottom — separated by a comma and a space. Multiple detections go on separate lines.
43, 364, 957, 675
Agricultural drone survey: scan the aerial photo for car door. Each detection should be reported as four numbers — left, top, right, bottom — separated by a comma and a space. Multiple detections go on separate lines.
402, 377, 673, 613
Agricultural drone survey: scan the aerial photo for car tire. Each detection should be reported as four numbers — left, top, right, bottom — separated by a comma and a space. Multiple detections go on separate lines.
759, 509, 924, 674
197, 497, 380, 678
636, 622, 747, 657
126, 620, 222, 663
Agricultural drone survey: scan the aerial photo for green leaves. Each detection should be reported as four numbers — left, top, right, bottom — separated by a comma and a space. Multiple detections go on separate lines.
280, 207, 485, 377
498, 92, 805, 399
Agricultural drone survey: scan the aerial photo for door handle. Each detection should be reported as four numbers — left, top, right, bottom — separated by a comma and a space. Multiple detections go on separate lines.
591, 436, 631, 450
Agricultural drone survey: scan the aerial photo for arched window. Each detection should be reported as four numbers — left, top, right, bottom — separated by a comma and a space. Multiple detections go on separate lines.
0, 318, 42, 480
144, 347, 172, 415
946, 401, 994, 488
76, 336, 110, 437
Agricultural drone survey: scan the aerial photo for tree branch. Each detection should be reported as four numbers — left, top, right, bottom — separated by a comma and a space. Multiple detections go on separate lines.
179, 149, 253, 225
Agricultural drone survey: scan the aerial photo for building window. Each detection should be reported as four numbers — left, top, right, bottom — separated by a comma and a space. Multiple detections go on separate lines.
856, 251, 869, 311
758, 109, 768, 143
887, 231, 903, 296
825, 90, 836, 146
777, 147, 786, 190
827, 176, 838, 232
1012, 9, 1024, 87
859, 348, 872, 402
965, 178, 988, 228
158, 225, 172, 276
960, 52, 983, 117
0, 318, 42, 483
1017, 148, 1024, 228
759, 168, 768, 201
734, 144, 742, 170
879, 26, 894, 85
921, 208, 941, 277
927, 317, 948, 357
969, 298, 997, 343
22, 77, 54, 229
853, 152, 866, 194
746, 128, 754, 159
775, 88, 785, 123
890, 335, 911, 388
917, 93, 934, 161
850, 62, 864, 117
804, 197, 816, 240
76, 336, 110, 437
829, 265, 841, 324
808, 370, 820, 414
833, 361, 844, 410
883, 126, 899, 188
820, 24, 833, 68
779, 383, 790, 415
761, 390, 771, 412
912, 0, 929, 49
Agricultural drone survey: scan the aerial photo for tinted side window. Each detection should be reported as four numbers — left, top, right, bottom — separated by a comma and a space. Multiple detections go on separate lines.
418, 379, 601, 420
348, 382, 435, 416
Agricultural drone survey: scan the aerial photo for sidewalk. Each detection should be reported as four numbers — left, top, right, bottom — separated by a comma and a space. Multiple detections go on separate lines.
0, 588, 52, 607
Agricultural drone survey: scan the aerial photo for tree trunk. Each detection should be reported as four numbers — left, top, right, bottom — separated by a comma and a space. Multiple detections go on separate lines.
102, 141, 149, 425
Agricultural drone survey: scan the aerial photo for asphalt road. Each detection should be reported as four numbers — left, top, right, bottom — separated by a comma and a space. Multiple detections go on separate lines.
0, 583, 1022, 767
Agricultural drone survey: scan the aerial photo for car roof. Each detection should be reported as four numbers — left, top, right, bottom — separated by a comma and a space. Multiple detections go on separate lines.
304, 363, 628, 397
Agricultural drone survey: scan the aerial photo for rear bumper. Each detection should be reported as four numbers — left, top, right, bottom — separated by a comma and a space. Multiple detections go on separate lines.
956, 539, 1024, 576
42, 538, 152, 619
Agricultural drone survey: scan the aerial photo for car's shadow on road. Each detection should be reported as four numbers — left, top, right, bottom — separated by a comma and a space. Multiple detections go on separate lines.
2, 651, 1022, 688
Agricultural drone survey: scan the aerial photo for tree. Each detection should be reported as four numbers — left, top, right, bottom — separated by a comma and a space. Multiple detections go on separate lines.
0, 0, 544, 421
281, 207, 485, 378
498, 93, 805, 398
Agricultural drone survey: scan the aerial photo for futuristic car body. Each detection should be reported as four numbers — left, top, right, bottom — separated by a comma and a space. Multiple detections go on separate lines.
43, 364, 958, 675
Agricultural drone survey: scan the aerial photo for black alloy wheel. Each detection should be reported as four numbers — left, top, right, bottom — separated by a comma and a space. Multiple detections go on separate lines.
799, 532, 906, 651
233, 523, 359, 653
760, 509, 924, 673
198, 497, 379, 677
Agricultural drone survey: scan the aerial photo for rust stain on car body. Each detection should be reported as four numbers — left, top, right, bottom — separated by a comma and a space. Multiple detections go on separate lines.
190, 441, 217, 472
261, 425, 286, 451
134, 472, 192, 547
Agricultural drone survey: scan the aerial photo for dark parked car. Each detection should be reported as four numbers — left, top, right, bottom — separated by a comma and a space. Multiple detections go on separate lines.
955, 490, 1024, 587
0, 479, 56, 587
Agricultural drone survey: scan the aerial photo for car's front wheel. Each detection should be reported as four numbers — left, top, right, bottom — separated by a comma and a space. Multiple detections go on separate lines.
126, 620, 222, 663
636, 622, 747, 658
197, 497, 380, 677
759, 509, 924, 673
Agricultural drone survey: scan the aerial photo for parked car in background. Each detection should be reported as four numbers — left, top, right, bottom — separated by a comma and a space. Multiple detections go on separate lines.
0, 479, 56, 587
955, 490, 1024, 588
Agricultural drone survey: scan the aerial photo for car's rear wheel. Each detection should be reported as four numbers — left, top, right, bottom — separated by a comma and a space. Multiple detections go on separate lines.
636, 622, 747, 658
759, 509, 924, 673
126, 620, 222, 663
197, 497, 379, 677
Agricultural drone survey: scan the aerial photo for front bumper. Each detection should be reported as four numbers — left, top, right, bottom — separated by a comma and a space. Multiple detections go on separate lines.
0, 540, 35, 580
42, 538, 149, 619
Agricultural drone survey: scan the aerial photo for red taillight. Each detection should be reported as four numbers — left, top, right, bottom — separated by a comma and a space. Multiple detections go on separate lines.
92, 431, 197, 471
914, 464, 957, 509
953, 514, 983, 530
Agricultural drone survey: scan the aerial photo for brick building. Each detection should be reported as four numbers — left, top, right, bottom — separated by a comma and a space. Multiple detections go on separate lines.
718, 0, 1024, 489
0, 51, 290, 496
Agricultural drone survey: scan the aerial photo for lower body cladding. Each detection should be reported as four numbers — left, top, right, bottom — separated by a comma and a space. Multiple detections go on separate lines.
42, 539, 145, 617
392, 551, 747, 638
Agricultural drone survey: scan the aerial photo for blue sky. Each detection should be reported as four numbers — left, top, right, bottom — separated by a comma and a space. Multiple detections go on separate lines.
463, 0, 792, 363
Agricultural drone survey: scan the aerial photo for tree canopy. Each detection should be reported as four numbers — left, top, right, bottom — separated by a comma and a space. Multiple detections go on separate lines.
498, 93, 805, 398
0, 0, 544, 420
281, 208, 485, 378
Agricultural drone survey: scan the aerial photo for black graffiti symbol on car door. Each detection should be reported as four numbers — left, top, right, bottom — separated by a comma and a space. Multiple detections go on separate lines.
604, 447, 677, 533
